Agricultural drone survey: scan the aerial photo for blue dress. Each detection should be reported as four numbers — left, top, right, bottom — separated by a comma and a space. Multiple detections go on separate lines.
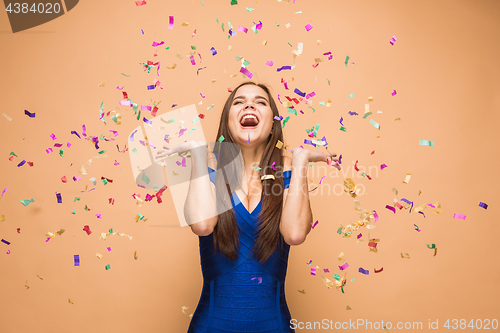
187, 169, 294, 333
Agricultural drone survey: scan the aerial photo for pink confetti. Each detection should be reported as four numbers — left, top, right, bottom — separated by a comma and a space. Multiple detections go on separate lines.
152, 41, 164, 47
427, 203, 436, 208
357, 233, 362, 239
304, 23, 313, 31
96, 214, 102, 219
385, 205, 396, 214
373, 210, 379, 222
6, 249, 10, 254
339, 263, 349, 271
305, 92, 316, 99
50, 133, 57, 140
323, 268, 329, 273
266, 60, 274, 66
312, 62, 319, 68
239, 67, 253, 79
391, 90, 397, 96
251, 277, 262, 284
168, 16, 174, 29
67, 142, 71, 148
192, 29, 197, 37
381, 164, 388, 170
396, 202, 403, 210
310, 268, 316, 275
238, 26, 248, 33
200, 93, 205, 98
271, 161, 276, 170
190, 55, 196, 65
311, 220, 318, 229
319, 176, 326, 184
1, 188, 7, 196
46, 237, 50, 242
82, 124, 87, 138
107, 247, 112, 251
114, 160, 120, 166
453, 214, 466, 220
46, 148, 53, 154
73, 176, 81, 181
135, 0, 146, 5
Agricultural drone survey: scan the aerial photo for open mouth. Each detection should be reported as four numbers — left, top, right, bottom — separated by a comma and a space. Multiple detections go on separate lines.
239, 113, 260, 128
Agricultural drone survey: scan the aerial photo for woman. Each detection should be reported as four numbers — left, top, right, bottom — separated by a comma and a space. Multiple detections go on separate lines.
156, 81, 341, 332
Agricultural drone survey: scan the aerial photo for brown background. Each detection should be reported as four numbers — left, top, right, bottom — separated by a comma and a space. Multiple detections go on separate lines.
1, 0, 499, 332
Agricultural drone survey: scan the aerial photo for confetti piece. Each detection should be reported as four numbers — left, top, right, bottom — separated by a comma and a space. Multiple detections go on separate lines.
453, 214, 466, 220
419, 140, 434, 147
414, 224, 421, 232
105, 264, 111, 270
381, 164, 388, 170
168, 16, 174, 29
83, 225, 92, 235
218, 135, 225, 143
401, 253, 410, 259
319, 176, 326, 184
304, 23, 313, 31
359, 267, 369, 275
276, 65, 292, 72
369, 119, 380, 130
74, 255, 80, 266
348, 92, 355, 98
339, 263, 349, 270
2, 239, 11, 245
56, 192, 62, 203
210, 47, 217, 55
345, 55, 349, 67
240, 66, 253, 79
298, 290, 306, 294
479, 202, 488, 209
2, 113, 12, 121
374, 267, 383, 273
402, 173, 411, 184
390, 35, 397, 45
346, 305, 352, 310
385, 205, 396, 214
275, 140, 283, 149
20, 199, 35, 206
24, 110, 35, 118
135, 0, 146, 5
311, 220, 318, 229
251, 277, 262, 284
310, 268, 316, 275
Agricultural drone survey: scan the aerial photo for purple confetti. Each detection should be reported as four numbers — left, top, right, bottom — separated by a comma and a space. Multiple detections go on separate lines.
71, 131, 81, 139
24, 110, 35, 118
339, 263, 349, 271
348, 111, 359, 116
56, 192, 62, 203
276, 66, 292, 72
17, 160, 26, 167
359, 267, 369, 275
479, 202, 488, 209
294, 88, 306, 97
1, 239, 11, 245
74, 255, 80, 266
385, 205, 396, 213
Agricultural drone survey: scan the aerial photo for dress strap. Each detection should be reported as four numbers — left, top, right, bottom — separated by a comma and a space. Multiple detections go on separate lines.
283, 170, 292, 189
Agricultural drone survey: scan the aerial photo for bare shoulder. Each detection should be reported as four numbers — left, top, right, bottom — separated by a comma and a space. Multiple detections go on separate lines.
282, 155, 292, 172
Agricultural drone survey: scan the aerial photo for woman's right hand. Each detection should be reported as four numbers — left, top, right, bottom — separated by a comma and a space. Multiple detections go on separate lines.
155, 141, 207, 159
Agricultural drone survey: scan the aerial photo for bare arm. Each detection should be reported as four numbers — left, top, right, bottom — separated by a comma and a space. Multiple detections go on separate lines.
280, 148, 341, 245
156, 141, 218, 236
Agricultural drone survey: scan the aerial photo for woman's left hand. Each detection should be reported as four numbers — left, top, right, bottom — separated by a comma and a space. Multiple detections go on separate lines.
290, 147, 341, 170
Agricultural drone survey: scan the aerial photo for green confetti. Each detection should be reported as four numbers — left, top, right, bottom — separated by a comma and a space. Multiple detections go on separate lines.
188, 131, 193, 135
426, 244, 436, 249
287, 42, 292, 47
71, 210, 76, 214
111, 115, 118, 123
319, 101, 325, 105
369, 119, 380, 130
334, 273, 340, 281
102, 178, 108, 185
167, 116, 175, 123
98, 150, 107, 154
235, 56, 243, 61
348, 92, 355, 98
84, 205, 89, 211
201, 1, 204, 4
59, 149, 64, 157
10, 152, 18, 157
165, 46, 170, 50
242, 60, 250, 66
246, 7, 255, 11
337, 227, 342, 234
121, 73, 131, 77
218, 135, 225, 143
109, 228, 113, 233
314, 123, 320, 137
136, 110, 141, 120
282, 116, 290, 128
363, 112, 372, 119
326, 78, 331, 85
221, 23, 224, 32
351, 278, 355, 282
419, 140, 434, 147
345, 55, 349, 67
191, 46, 196, 50
142, 173, 150, 184
207, 104, 214, 111
287, 108, 297, 116
275, 22, 280, 27
230, 0, 237, 5
132, 148, 138, 154
105, 264, 111, 270
20, 199, 35, 206
74, 197, 80, 202
251, 166, 261, 171
192, 116, 199, 123
340, 126, 346, 132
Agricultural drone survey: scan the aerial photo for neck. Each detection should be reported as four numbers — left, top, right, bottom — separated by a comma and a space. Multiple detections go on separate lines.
239, 140, 266, 177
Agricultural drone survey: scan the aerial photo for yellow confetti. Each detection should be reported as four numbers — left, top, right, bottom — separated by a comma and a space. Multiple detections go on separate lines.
364, 104, 370, 113
401, 253, 410, 259
343, 178, 359, 198
346, 305, 352, 310
317, 40, 322, 45
394, 118, 401, 121
181, 22, 189, 26
228, 45, 232, 51
98, 82, 105, 87
0, 215, 5, 222
68, 298, 74, 304
173, 170, 179, 176
176, 53, 183, 59
260, 174, 275, 181
418, 190, 422, 196
134, 250, 138, 260
2, 113, 12, 121
326, 99, 332, 107
383, 325, 389, 333
338, 252, 345, 262
37, 275, 43, 280
78, 165, 88, 175
262, 40, 267, 45
368, 96, 373, 102
275, 140, 283, 149
298, 289, 306, 294
25, 280, 29, 290
212, 79, 217, 83
402, 173, 411, 184
314, 58, 323, 62
167, 63, 177, 69
96, 253, 103, 259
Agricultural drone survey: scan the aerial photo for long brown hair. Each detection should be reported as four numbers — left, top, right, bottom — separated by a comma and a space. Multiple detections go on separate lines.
212, 81, 286, 263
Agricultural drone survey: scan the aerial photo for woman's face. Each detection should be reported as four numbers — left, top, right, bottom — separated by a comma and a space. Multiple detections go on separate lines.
227, 84, 274, 146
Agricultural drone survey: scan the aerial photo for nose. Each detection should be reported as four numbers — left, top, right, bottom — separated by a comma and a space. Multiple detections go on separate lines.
244, 101, 256, 109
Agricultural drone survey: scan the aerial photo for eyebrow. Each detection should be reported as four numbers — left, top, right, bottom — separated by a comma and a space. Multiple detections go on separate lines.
233, 95, 269, 103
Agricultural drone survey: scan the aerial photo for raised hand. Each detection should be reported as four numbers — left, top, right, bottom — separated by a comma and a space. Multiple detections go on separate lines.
155, 141, 207, 159
290, 147, 341, 170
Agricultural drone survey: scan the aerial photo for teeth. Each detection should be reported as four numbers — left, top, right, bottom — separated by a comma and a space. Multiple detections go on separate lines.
242, 115, 257, 120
